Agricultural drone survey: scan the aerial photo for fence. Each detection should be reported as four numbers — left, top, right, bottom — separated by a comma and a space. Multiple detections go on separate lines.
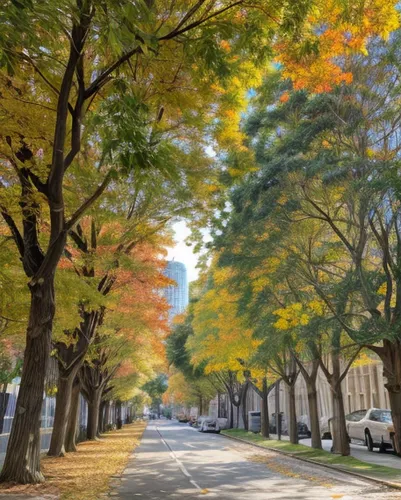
0, 383, 132, 461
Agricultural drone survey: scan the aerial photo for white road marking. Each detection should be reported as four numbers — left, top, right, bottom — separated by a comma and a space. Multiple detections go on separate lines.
156, 426, 203, 492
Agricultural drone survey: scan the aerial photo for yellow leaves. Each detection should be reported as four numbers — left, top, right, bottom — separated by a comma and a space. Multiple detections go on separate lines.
252, 276, 271, 293
274, 318, 290, 330
273, 299, 325, 332
377, 282, 387, 296
300, 314, 309, 326
351, 351, 379, 368
275, 0, 399, 92
307, 299, 325, 316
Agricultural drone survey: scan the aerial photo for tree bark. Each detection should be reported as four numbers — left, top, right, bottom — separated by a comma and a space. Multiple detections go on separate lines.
104, 401, 110, 430
64, 378, 81, 452
0, 279, 54, 484
261, 377, 270, 438
288, 383, 298, 444
0, 384, 9, 434
48, 366, 80, 456
241, 383, 249, 431
236, 403, 240, 428
330, 382, 349, 455
386, 387, 401, 455
373, 339, 401, 455
275, 380, 281, 440
329, 347, 350, 455
86, 390, 101, 440
98, 400, 106, 436
116, 400, 122, 429
229, 400, 234, 429
306, 380, 322, 449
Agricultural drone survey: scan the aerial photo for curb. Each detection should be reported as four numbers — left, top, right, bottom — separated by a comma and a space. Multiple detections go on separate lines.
221, 432, 401, 491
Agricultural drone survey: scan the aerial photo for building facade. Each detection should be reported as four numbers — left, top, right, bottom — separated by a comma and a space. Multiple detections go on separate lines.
163, 261, 189, 321
208, 360, 389, 432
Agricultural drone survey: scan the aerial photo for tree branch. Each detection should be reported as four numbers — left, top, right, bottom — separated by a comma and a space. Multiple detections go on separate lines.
65, 173, 112, 231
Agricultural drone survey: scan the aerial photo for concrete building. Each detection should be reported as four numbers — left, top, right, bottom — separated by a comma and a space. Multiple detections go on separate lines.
163, 261, 189, 321
209, 360, 389, 431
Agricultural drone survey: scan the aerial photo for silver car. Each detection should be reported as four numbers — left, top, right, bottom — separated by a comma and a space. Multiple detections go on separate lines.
198, 417, 220, 433
346, 408, 394, 452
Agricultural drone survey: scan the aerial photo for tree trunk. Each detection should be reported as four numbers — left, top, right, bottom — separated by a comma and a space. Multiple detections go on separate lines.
48, 367, 80, 456
98, 401, 106, 436
288, 383, 298, 444
386, 387, 401, 455
236, 403, 240, 428
87, 391, 101, 440
261, 378, 270, 438
104, 402, 110, 430
116, 400, 122, 429
64, 378, 81, 452
0, 279, 54, 484
0, 384, 9, 434
229, 400, 234, 429
306, 380, 322, 449
374, 340, 401, 455
328, 348, 350, 456
242, 383, 249, 431
275, 379, 281, 440
330, 382, 349, 455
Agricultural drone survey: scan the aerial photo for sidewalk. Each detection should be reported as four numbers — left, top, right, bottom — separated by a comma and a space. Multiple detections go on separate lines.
268, 433, 401, 469
222, 429, 401, 489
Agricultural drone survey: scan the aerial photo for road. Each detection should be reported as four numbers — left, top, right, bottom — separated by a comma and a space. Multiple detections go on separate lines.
112, 420, 401, 500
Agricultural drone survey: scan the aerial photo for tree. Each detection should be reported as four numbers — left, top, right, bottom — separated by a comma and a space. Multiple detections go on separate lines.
143, 375, 168, 417
0, 0, 283, 482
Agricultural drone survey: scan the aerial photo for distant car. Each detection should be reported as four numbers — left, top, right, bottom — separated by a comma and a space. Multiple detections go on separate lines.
320, 416, 332, 440
346, 408, 394, 452
198, 417, 220, 433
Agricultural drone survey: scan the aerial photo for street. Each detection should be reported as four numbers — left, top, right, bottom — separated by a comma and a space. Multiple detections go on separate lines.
112, 421, 401, 500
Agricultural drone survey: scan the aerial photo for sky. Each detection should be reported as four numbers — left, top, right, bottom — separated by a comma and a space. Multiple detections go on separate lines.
166, 145, 216, 283
166, 221, 200, 283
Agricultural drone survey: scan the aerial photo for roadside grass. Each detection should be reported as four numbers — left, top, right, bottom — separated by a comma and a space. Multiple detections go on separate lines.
0, 422, 146, 499
222, 429, 401, 482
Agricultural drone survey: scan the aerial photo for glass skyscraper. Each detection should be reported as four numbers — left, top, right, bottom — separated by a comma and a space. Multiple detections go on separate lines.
163, 261, 189, 321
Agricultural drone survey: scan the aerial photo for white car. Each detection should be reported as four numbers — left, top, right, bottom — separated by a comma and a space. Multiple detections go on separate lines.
198, 417, 220, 433
346, 408, 394, 452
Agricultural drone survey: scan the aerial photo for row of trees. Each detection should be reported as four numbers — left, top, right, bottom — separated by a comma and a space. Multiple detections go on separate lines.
0, 0, 397, 484
168, 30, 401, 457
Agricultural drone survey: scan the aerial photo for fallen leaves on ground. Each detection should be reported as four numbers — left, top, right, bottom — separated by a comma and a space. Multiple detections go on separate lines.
0, 422, 146, 499
249, 454, 334, 488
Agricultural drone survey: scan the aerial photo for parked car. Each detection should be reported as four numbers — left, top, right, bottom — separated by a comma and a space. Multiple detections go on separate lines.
198, 417, 220, 433
346, 408, 394, 452
320, 416, 332, 439
177, 414, 189, 423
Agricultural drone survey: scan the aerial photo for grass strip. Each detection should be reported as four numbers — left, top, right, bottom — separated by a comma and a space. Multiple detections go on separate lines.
0, 422, 146, 499
222, 429, 401, 482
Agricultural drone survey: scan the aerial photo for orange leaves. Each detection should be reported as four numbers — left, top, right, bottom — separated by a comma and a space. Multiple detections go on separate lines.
276, 0, 399, 92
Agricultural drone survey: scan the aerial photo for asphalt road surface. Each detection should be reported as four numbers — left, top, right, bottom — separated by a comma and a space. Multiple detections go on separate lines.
112, 420, 401, 500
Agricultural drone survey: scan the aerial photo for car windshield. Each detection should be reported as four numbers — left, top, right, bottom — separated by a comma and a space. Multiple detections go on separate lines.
346, 410, 367, 422
370, 410, 392, 423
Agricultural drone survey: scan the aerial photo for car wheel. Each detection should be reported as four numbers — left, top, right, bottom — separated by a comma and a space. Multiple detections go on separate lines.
365, 431, 374, 452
